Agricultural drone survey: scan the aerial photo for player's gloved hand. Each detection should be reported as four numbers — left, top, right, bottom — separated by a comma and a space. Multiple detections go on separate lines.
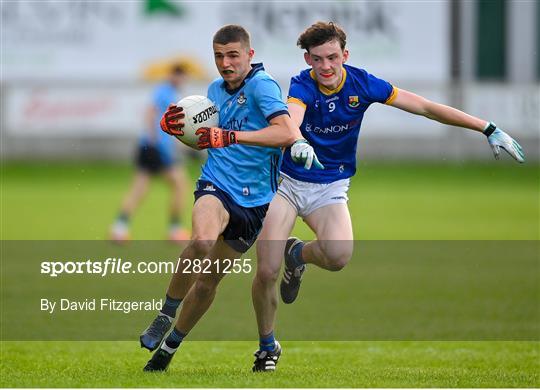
160, 104, 185, 136
483, 122, 525, 163
290, 139, 324, 170
196, 127, 238, 149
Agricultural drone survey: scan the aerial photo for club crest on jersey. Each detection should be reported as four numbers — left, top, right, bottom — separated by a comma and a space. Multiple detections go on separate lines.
348, 96, 359, 107
237, 92, 247, 105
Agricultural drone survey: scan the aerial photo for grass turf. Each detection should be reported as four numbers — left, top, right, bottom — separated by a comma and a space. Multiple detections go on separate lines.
1, 341, 539, 388
1, 161, 538, 387
1, 160, 538, 240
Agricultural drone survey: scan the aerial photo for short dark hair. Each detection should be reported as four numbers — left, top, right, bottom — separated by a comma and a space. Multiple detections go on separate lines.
297, 21, 347, 52
213, 25, 251, 48
171, 63, 186, 75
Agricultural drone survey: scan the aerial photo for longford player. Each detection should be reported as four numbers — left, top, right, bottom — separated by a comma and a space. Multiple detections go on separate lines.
251, 21, 525, 369
139, 25, 320, 373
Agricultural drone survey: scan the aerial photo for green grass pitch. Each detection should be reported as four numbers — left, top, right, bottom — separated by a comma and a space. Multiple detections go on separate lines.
1, 160, 538, 387
1, 160, 538, 240
1, 341, 538, 387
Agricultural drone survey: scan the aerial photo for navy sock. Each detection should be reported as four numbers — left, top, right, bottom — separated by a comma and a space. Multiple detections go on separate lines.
160, 294, 182, 318
290, 242, 306, 268
259, 331, 276, 352
163, 327, 186, 350
117, 213, 129, 224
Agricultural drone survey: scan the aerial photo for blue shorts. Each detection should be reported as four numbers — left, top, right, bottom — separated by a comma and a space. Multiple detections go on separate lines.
136, 144, 175, 174
194, 180, 269, 253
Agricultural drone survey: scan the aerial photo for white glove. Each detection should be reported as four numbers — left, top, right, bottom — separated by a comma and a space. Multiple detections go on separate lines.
290, 139, 324, 170
483, 122, 525, 163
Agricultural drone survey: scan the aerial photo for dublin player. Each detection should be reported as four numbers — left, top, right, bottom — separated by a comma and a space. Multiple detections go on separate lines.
139, 24, 320, 373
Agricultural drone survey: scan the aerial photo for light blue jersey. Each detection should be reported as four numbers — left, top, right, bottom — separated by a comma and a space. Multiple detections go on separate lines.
200, 63, 288, 207
140, 82, 179, 165
282, 64, 396, 183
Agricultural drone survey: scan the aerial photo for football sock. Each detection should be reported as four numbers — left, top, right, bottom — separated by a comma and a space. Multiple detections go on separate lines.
170, 215, 181, 227
290, 241, 306, 268
160, 294, 182, 318
162, 327, 187, 352
117, 213, 129, 224
259, 331, 276, 352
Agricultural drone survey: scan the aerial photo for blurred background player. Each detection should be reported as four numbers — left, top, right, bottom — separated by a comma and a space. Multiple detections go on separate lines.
252, 21, 526, 362
110, 64, 191, 242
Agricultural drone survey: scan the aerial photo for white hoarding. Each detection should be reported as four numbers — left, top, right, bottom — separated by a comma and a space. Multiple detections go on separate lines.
4, 85, 150, 136
2, 1, 449, 83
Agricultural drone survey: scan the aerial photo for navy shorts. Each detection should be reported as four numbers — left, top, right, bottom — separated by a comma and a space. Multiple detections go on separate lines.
136, 144, 174, 174
194, 180, 269, 253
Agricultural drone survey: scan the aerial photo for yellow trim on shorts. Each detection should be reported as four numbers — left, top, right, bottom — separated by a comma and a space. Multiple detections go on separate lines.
287, 97, 307, 109
384, 86, 398, 105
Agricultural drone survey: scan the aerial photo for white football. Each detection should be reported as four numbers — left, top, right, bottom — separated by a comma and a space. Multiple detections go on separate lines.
175, 95, 219, 150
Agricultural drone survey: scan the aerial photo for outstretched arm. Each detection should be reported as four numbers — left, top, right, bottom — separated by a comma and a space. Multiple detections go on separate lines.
390, 88, 486, 131
388, 88, 525, 163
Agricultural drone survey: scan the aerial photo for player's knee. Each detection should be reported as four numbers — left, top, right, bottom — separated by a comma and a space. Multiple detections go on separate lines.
188, 238, 215, 257
325, 250, 352, 272
326, 259, 348, 271
192, 277, 218, 299
256, 265, 280, 285
172, 177, 182, 190
320, 242, 353, 271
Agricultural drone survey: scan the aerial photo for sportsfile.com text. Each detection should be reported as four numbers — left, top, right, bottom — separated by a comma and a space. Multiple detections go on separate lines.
40, 258, 252, 277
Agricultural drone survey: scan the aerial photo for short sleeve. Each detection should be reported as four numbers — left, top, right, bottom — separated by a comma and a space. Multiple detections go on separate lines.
287, 75, 313, 109
153, 85, 177, 114
252, 78, 288, 122
207, 84, 215, 103
364, 72, 396, 105
152, 86, 166, 109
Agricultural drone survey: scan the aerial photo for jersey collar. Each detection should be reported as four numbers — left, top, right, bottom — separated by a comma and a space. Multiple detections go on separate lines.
309, 66, 347, 95
223, 63, 265, 95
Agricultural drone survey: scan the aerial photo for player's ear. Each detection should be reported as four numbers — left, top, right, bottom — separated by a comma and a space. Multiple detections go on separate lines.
342, 49, 349, 64
304, 52, 312, 66
248, 48, 255, 61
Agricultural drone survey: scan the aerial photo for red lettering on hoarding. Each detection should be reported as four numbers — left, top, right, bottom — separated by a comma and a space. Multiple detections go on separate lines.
23, 91, 113, 120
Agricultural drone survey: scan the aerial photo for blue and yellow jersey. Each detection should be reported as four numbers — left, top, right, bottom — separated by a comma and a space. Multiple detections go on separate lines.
140, 82, 179, 164
201, 63, 288, 207
282, 64, 397, 183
